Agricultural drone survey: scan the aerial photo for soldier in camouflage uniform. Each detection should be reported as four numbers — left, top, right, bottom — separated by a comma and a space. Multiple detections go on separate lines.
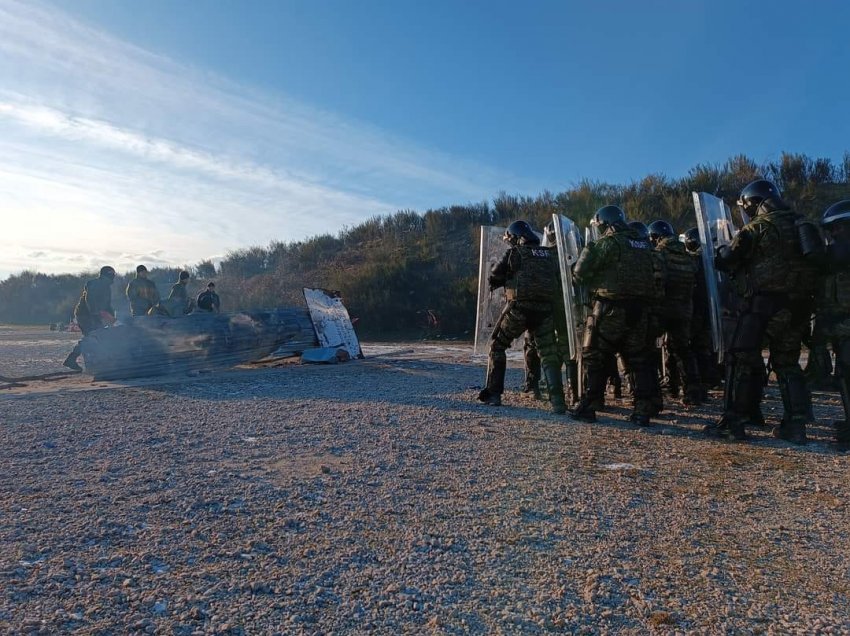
62, 266, 116, 371
571, 206, 657, 425
708, 180, 819, 443
521, 221, 581, 405
816, 200, 850, 450
126, 265, 160, 316
479, 220, 566, 414
649, 220, 702, 405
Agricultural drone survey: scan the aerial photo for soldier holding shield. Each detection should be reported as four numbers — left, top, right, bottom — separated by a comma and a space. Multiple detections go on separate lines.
478, 221, 567, 414
708, 180, 820, 443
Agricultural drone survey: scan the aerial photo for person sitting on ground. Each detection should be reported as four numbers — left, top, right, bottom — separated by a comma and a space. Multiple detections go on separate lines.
196, 282, 221, 313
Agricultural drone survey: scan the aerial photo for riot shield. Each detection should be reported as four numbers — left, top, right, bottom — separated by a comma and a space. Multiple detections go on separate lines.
474, 226, 509, 355
585, 224, 600, 246
692, 192, 737, 362
551, 214, 584, 361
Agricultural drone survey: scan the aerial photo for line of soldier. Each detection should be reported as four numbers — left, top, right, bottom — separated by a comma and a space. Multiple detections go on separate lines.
62, 267, 221, 371
478, 179, 850, 451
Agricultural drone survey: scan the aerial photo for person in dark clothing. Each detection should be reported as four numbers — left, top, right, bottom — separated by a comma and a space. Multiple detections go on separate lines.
125, 265, 160, 316
478, 220, 566, 414
156, 270, 193, 316
63, 266, 116, 371
706, 180, 819, 444
649, 220, 702, 405
196, 282, 221, 313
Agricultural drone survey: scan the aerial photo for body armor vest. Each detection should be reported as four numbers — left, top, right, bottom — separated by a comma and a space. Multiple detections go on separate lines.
657, 237, 697, 301
504, 245, 557, 302
746, 210, 817, 297
594, 231, 656, 300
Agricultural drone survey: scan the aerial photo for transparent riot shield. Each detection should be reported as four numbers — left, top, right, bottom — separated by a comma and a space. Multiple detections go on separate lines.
474, 226, 546, 356
585, 224, 600, 246
692, 192, 737, 362
474, 226, 509, 355
552, 214, 584, 361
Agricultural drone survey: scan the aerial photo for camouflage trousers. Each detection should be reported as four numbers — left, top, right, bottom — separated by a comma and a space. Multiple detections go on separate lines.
723, 295, 811, 423
582, 299, 654, 416
486, 301, 559, 395
657, 300, 701, 398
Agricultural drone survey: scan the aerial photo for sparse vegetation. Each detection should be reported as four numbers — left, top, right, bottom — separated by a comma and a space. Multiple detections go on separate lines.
3, 152, 850, 335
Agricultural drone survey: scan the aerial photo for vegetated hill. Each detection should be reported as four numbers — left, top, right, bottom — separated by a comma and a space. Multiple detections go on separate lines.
2, 152, 850, 335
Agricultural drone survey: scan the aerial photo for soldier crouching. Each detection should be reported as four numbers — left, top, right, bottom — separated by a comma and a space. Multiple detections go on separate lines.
478, 220, 567, 414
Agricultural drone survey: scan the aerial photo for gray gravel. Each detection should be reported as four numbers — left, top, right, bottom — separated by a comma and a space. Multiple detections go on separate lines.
1, 329, 849, 634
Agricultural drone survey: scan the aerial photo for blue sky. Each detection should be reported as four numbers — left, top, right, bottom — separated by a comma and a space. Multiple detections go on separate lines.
1, 0, 848, 279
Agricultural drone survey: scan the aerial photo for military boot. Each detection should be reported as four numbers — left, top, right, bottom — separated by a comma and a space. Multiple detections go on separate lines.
478, 354, 506, 407
705, 413, 747, 441
571, 365, 606, 422
63, 345, 83, 372
543, 366, 566, 414
834, 373, 850, 451
773, 374, 809, 445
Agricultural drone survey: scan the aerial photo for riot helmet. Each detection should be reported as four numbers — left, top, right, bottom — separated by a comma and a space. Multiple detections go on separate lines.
648, 220, 675, 244
503, 220, 540, 246
628, 221, 649, 240
822, 200, 850, 227
593, 205, 626, 232
738, 179, 782, 215
99, 266, 116, 279
683, 227, 701, 253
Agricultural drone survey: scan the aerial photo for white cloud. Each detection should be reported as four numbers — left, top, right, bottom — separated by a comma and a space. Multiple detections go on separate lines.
0, 0, 522, 279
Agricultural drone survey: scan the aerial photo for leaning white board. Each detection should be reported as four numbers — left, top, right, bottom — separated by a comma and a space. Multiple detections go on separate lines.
302, 288, 364, 359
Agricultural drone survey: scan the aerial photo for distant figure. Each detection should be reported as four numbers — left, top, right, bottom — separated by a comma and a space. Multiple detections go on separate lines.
196, 282, 221, 313
125, 265, 160, 316
63, 266, 116, 371
162, 270, 193, 315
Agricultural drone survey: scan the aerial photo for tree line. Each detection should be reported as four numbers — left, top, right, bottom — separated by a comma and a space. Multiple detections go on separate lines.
3, 152, 850, 336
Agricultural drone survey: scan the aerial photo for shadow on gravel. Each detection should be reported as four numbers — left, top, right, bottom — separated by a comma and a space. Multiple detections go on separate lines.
126, 355, 845, 457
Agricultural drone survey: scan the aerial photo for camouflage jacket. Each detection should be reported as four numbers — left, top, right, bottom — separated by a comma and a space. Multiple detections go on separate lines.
574, 226, 655, 301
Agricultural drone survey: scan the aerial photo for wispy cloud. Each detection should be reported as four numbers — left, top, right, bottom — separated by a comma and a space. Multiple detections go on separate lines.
0, 0, 522, 278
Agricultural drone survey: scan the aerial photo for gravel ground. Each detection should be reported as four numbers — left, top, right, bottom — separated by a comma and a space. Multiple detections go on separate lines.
1, 328, 849, 634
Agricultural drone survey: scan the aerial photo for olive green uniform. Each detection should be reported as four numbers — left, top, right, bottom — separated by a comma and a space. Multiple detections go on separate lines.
573, 226, 656, 418
64, 273, 115, 370
126, 276, 160, 316
654, 236, 702, 403
714, 207, 817, 441
482, 244, 565, 412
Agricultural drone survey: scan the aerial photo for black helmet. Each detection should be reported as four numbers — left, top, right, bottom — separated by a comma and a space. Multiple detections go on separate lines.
503, 220, 540, 245
594, 205, 626, 231
628, 221, 649, 240
648, 220, 675, 243
99, 266, 116, 278
822, 200, 850, 227
683, 227, 701, 252
738, 179, 782, 215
